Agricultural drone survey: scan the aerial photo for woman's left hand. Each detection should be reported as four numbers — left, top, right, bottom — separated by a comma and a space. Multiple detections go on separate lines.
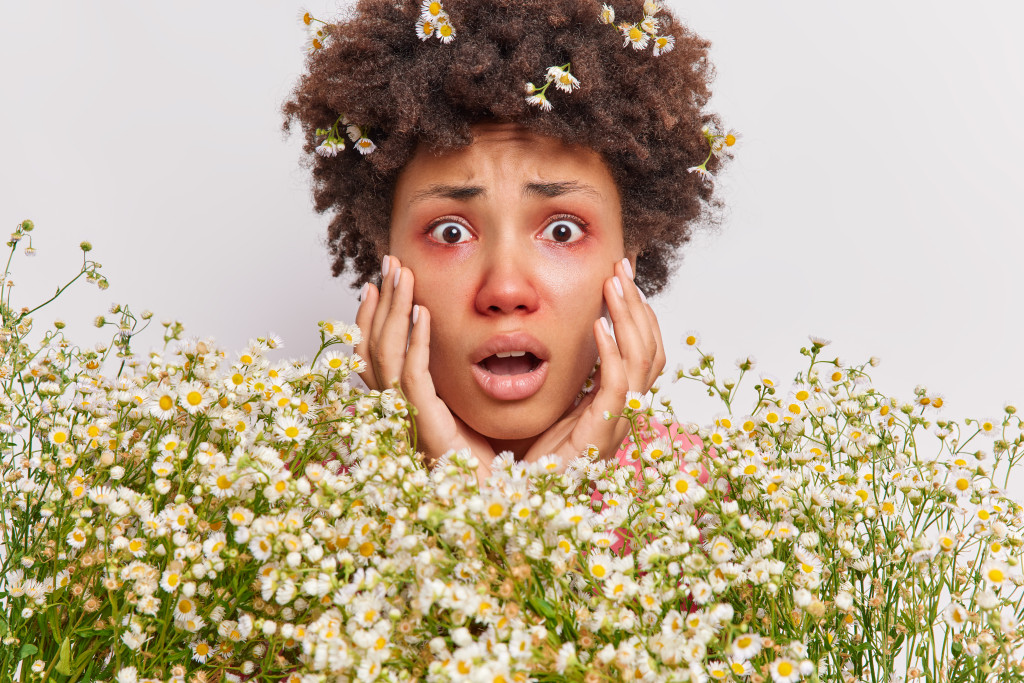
522, 258, 666, 468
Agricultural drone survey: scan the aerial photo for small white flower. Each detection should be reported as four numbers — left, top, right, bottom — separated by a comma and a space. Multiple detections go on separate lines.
599, 4, 615, 24
687, 165, 714, 184
526, 92, 552, 111
316, 139, 344, 157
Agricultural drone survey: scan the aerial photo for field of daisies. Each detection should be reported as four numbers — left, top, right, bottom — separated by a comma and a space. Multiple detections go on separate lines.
2, 223, 1024, 683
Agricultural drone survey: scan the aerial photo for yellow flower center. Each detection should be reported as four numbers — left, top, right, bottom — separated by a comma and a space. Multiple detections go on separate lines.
725, 134, 736, 146
359, 541, 375, 557
159, 396, 174, 411
187, 391, 202, 406
777, 662, 794, 675
591, 564, 606, 578
629, 25, 643, 41
285, 426, 299, 438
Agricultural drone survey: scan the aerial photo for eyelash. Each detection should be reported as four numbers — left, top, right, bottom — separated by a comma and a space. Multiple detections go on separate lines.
425, 214, 590, 245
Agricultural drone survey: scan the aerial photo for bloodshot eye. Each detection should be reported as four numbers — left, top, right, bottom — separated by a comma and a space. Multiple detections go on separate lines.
540, 216, 586, 243
428, 220, 473, 244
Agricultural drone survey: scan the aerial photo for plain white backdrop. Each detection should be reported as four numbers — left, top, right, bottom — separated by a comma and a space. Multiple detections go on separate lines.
3, 2, 1023, 488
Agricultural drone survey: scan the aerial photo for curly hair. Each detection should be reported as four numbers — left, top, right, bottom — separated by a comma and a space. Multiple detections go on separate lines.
283, 0, 725, 296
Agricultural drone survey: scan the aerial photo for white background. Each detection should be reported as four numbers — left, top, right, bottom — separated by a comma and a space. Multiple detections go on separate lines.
2, 2, 1023, 491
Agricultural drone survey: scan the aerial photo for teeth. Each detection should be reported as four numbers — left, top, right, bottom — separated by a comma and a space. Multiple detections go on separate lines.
495, 351, 527, 358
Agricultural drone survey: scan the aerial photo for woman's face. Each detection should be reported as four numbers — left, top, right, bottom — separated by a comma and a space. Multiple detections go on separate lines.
389, 123, 631, 451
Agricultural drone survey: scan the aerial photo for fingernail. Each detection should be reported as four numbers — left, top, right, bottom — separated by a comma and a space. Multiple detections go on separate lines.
359, 282, 369, 302
638, 287, 648, 303
381, 255, 390, 278
612, 276, 624, 298
601, 317, 612, 336
412, 304, 419, 325
393, 267, 402, 288
621, 258, 634, 280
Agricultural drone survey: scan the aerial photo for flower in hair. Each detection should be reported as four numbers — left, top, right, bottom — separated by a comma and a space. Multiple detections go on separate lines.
525, 63, 579, 111
605, 1, 675, 56
416, 0, 455, 42
315, 115, 376, 157
299, 9, 331, 53
546, 65, 580, 93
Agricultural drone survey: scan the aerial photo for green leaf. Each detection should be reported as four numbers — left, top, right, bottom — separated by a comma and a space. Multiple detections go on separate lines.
56, 636, 72, 675
18, 643, 38, 660
952, 641, 963, 657
528, 596, 557, 620
0, 616, 8, 637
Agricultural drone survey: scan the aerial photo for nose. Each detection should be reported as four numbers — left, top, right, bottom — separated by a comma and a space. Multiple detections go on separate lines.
474, 243, 540, 316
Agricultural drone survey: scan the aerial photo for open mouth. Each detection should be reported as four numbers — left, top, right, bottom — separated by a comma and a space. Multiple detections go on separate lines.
470, 338, 550, 401
477, 351, 543, 376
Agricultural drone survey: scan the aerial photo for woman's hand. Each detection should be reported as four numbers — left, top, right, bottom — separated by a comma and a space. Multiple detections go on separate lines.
355, 255, 498, 479
522, 257, 666, 468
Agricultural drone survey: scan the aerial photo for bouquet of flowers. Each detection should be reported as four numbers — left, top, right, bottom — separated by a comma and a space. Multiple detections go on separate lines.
2, 224, 1023, 683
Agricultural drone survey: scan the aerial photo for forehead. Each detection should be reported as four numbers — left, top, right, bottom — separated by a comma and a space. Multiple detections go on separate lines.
394, 122, 619, 192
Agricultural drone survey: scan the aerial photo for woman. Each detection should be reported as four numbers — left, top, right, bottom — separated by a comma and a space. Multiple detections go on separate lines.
284, 0, 727, 477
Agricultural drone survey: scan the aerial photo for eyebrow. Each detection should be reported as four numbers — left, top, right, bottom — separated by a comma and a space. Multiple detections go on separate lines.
523, 180, 601, 199
409, 180, 601, 204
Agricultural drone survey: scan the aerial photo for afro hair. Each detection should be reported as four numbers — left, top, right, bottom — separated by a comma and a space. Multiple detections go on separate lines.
283, 0, 726, 296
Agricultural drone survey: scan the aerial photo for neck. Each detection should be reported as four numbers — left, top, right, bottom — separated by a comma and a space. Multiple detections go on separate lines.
485, 435, 539, 461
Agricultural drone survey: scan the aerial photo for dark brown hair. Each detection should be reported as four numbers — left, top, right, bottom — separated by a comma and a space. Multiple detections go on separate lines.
283, 0, 725, 295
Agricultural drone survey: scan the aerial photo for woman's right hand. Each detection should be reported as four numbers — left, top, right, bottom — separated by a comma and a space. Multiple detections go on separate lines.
354, 255, 498, 480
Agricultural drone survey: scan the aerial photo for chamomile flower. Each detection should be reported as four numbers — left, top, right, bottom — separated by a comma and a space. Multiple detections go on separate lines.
178, 381, 212, 415
420, 0, 445, 20
315, 139, 344, 157
525, 91, 553, 111
943, 602, 970, 629
546, 65, 580, 93
620, 23, 650, 50
67, 527, 88, 549
981, 560, 1012, 590
625, 392, 649, 412
768, 657, 801, 683
436, 18, 456, 43
652, 34, 675, 56
148, 386, 177, 420
599, 4, 615, 24
274, 415, 312, 443
355, 136, 377, 155
191, 640, 213, 663
687, 164, 713, 184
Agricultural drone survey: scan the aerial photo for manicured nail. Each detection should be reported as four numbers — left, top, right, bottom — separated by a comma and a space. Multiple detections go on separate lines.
381, 255, 390, 278
612, 276, 624, 298
638, 287, 648, 303
621, 258, 634, 280
600, 317, 612, 336
359, 282, 369, 302
393, 267, 402, 288
412, 304, 420, 325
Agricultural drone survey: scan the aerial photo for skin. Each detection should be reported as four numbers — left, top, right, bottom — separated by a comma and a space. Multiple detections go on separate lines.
354, 123, 666, 477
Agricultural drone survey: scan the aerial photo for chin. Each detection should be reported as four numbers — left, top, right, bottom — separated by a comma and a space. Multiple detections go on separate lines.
461, 401, 558, 442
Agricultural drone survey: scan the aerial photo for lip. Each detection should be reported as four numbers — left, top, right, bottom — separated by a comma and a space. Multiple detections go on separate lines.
470, 332, 551, 401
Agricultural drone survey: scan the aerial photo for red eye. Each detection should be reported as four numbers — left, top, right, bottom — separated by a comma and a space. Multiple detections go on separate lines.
540, 217, 585, 243
428, 220, 473, 244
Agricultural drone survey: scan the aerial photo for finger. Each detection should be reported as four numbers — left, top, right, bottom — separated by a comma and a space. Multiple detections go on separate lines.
582, 317, 632, 451
402, 304, 439, 406
603, 275, 651, 392
615, 258, 659, 367
354, 281, 381, 390
375, 258, 415, 388
369, 255, 395, 379
641, 299, 667, 389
